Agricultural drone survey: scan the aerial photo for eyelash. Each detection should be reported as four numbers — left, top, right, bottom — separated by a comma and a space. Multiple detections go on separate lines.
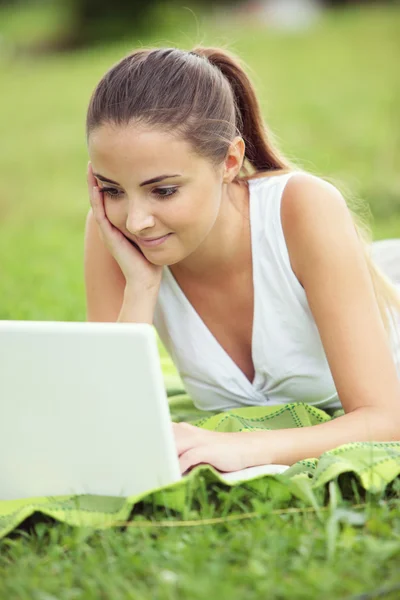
100, 187, 178, 200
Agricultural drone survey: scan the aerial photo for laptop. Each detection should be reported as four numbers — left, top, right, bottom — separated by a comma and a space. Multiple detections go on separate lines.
0, 320, 288, 501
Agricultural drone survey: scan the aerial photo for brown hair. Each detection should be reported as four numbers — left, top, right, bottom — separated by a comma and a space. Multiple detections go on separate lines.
86, 45, 400, 338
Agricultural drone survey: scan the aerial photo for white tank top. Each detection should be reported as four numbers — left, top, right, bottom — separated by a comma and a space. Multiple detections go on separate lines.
154, 172, 400, 412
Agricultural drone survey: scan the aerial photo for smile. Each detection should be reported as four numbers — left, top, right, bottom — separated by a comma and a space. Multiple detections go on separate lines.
136, 233, 173, 248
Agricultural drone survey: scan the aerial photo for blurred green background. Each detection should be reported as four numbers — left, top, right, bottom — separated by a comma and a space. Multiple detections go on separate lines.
0, 0, 399, 322
1, 3, 400, 597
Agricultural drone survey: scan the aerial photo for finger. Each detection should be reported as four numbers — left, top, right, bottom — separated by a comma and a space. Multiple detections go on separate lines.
89, 184, 103, 218
179, 447, 209, 475
87, 169, 98, 210
90, 186, 116, 240
173, 430, 195, 457
94, 187, 113, 229
87, 164, 102, 214
172, 422, 206, 456
87, 161, 96, 188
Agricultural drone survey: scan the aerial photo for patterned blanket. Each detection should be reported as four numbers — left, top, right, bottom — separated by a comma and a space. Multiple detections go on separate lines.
1, 371, 399, 539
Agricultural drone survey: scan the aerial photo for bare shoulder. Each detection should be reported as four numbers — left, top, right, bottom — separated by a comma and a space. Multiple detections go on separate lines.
281, 172, 348, 229
280, 172, 352, 286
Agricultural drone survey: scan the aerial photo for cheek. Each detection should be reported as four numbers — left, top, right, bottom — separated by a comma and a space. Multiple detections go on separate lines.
103, 200, 123, 226
192, 188, 221, 225
175, 195, 219, 242
168, 205, 193, 226
160, 200, 194, 231
174, 188, 218, 225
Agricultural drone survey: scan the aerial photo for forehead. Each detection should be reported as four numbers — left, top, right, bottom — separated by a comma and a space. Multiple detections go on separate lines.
88, 123, 198, 176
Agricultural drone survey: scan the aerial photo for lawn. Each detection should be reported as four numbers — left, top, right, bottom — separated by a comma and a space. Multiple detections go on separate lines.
0, 2, 399, 598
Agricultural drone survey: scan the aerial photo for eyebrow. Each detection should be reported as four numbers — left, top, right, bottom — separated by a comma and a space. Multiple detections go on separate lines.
93, 173, 181, 187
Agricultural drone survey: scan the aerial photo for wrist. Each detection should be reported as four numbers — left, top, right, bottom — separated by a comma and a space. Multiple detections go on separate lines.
243, 430, 279, 466
123, 284, 159, 307
117, 286, 158, 324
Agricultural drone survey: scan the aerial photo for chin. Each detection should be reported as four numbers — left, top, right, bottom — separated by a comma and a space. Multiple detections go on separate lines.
144, 254, 175, 267
165, 257, 184, 266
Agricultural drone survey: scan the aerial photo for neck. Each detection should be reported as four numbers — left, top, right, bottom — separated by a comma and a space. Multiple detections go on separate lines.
170, 181, 250, 286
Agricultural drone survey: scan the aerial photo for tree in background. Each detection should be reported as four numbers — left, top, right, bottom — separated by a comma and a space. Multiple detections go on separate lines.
1, 0, 396, 51
65, 0, 162, 48
66, 0, 238, 48
0, 0, 200, 51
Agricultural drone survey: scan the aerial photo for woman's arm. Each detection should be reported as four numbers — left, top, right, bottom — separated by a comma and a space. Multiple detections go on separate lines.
175, 173, 400, 474
259, 173, 400, 463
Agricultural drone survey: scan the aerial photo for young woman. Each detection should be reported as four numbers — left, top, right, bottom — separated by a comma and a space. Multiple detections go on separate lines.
84, 46, 400, 475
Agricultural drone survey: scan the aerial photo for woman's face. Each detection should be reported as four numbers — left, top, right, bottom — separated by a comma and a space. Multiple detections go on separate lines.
88, 123, 226, 266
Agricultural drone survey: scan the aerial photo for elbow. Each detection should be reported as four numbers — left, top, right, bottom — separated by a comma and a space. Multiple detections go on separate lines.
390, 413, 400, 440
368, 405, 400, 441
350, 405, 400, 442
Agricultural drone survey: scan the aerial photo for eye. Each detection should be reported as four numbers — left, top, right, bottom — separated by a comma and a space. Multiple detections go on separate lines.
100, 186, 178, 200
153, 187, 178, 199
101, 187, 123, 199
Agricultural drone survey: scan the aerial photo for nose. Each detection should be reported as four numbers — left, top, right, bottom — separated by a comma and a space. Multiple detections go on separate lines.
125, 203, 156, 236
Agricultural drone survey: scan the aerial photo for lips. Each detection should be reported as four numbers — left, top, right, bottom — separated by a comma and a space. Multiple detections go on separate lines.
138, 235, 168, 241
135, 233, 173, 248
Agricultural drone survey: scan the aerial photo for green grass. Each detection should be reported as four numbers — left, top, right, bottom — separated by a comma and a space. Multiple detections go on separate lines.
1, 500, 400, 600
1, 3, 400, 598
1, 489, 400, 599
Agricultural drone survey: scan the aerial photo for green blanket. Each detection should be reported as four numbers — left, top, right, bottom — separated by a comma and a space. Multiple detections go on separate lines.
1, 370, 399, 540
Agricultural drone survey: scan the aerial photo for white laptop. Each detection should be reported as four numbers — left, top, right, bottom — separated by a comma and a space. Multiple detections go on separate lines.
0, 320, 288, 501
